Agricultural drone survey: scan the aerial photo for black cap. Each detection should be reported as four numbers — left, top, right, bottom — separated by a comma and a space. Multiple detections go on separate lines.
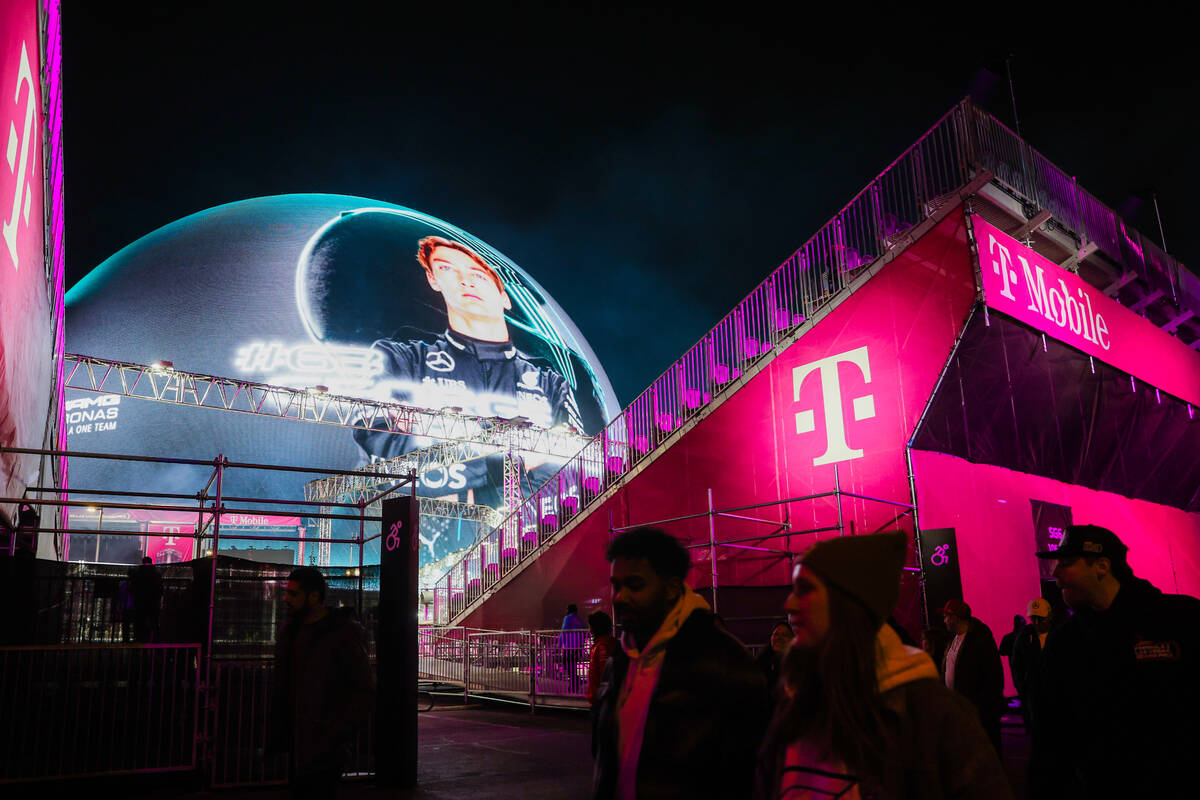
1035, 524, 1128, 562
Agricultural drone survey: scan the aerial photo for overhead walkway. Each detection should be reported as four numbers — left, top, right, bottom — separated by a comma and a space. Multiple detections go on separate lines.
429, 98, 1200, 631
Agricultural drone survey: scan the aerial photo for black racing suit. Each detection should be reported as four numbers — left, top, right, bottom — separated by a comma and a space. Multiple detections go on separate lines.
352, 329, 584, 507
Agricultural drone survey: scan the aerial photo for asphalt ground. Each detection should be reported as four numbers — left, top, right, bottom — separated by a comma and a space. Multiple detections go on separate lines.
10, 701, 1030, 799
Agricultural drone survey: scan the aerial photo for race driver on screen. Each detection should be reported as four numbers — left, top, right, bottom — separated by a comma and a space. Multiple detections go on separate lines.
353, 236, 583, 504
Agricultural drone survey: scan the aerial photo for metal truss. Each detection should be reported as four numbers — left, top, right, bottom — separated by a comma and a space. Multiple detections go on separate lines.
311, 495, 502, 566
303, 440, 504, 503
63, 353, 591, 457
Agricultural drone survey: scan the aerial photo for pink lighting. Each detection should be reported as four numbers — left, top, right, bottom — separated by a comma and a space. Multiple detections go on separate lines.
974, 215, 1200, 408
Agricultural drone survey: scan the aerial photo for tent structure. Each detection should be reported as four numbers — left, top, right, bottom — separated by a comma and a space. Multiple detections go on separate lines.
426, 100, 1200, 654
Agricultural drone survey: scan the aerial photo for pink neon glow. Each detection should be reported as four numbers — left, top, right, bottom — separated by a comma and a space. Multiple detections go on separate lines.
44, 0, 68, 499
912, 448, 1200, 694
974, 215, 1200, 408
458, 210, 977, 631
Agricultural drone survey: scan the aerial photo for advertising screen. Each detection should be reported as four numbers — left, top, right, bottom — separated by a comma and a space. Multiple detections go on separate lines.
0, 0, 49, 525
65, 195, 620, 566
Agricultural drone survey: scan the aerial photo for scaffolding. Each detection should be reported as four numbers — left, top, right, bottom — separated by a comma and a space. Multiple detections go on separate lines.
606, 465, 920, 619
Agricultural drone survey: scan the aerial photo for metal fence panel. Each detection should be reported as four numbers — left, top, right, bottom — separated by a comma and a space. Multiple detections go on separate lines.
0, 644, 199, 782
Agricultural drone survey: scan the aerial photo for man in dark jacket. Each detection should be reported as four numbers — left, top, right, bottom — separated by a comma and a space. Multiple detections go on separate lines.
1008, 597, 1055, 730
1031, 525, 1200, 798
593, 527, 769, 799
941, 598, 1004, 754
268, 567, 374, 798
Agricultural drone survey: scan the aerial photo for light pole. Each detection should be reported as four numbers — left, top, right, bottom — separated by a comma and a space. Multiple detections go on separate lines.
88, 506, 104, 562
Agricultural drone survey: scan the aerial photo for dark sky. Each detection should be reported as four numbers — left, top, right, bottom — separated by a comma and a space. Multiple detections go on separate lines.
62, 3, 1198, 406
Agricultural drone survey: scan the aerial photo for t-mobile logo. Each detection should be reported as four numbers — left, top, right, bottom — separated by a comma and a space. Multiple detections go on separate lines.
3, 40, 37, 272
792, 346, 875, 466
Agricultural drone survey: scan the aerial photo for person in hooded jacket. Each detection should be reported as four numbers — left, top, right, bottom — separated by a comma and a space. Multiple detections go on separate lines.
592, 527, 769, 799
755, 532, 1012, 800
1030, 525, 1200, 799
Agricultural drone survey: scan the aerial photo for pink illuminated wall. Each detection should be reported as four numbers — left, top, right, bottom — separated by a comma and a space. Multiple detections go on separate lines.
0, 0, 51, 526
43, 0, 67, 500
975, 215, 1200, 408
912, 448, 1200, 669
462, 209, 977, 631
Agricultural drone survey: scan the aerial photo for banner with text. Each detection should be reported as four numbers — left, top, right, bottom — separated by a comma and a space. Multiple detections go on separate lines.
973, 215, 1200, 408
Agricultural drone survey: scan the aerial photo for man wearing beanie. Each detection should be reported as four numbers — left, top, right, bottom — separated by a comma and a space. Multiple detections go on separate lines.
1029, 525, 1200, 798
591, 527, 768, 800
756, 531, 1011, 800
940, 597, 1004, 754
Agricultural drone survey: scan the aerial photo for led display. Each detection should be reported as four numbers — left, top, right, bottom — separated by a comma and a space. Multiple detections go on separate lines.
65, 195, 620, 566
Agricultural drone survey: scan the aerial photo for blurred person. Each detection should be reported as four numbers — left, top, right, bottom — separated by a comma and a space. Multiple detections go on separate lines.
561, 602, 587, 692
941, 598, 1004, 754
757, 532, 1011, 800
997, 614, 1024, 659
268, 567, 374, 799
1008, 598, 1053, 730
592, 527, 768, 799
755, 621, 794, 707
1030, 525, 1200, 798
131, 556, 163, 642
586, 611, 619, 706
920, 626, 951, 676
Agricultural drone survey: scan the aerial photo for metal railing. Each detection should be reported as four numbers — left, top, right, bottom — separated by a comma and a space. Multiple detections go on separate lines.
429, 98, 1194, 626
206, 659, 377, 788
0, 643, 200, 782
418, 626, 593, 703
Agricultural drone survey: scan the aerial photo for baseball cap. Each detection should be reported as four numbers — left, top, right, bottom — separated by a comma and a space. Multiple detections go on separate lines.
1027, 598, 1051, 618
1035, 524, 1128, 562
941, 599, 971, 618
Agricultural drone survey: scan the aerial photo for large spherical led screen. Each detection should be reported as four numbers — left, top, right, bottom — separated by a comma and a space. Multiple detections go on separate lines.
65, 195, 620, 567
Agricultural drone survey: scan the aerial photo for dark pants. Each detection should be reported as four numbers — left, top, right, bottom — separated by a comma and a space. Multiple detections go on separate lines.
290, 759, 343, 799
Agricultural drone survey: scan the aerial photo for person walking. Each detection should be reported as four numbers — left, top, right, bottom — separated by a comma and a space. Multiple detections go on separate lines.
1030, 525, 1200, 798
592, 527, 768, 799
268, 567, 374, 799
586, 611, 619, 707
560, 603, 587, 693
130, 556, 163, 642
756, 532, 1011, 800
941, 598, 1004, 754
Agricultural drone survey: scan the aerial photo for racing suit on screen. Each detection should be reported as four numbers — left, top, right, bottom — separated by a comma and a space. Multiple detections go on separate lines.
352, 329, 584, 506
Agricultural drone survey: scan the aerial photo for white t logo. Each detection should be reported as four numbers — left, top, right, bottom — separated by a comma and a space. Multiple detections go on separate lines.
792, 346, 875, 465
4, 40, 36, 272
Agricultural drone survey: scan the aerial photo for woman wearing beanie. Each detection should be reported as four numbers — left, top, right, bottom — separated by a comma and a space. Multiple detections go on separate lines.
755, 532, 1012, 800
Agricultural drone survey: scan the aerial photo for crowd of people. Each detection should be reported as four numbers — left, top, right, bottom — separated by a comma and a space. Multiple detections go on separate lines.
261, 522, 1198, 799
578, 523, 1200, 799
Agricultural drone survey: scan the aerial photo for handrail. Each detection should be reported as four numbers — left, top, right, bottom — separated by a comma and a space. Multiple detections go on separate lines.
429, 98, 1194, 625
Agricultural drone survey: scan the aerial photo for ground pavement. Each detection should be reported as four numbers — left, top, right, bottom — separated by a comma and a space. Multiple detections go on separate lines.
20, 699, 1030, 799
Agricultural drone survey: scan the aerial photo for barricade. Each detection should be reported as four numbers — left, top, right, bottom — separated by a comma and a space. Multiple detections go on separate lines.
0, 643, 199, 782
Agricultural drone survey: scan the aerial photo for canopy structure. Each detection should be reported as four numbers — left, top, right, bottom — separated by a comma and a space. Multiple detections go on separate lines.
424, 100, 1200, 651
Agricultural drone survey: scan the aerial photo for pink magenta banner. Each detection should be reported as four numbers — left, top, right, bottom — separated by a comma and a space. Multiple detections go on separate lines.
0, 0, 49, 523
973, 215, 1200, 408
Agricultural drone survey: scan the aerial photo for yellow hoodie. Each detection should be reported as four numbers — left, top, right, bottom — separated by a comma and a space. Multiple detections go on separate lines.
614, 586, 710, 800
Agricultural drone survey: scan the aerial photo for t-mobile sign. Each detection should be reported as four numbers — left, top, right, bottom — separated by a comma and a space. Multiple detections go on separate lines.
973, 215, 1200, 408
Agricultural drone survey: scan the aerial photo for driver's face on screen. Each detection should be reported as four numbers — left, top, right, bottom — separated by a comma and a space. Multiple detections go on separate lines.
426, 246, 511, 320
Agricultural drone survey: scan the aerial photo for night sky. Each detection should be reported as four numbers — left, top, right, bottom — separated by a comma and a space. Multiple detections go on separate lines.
62, 3, 1198, 407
